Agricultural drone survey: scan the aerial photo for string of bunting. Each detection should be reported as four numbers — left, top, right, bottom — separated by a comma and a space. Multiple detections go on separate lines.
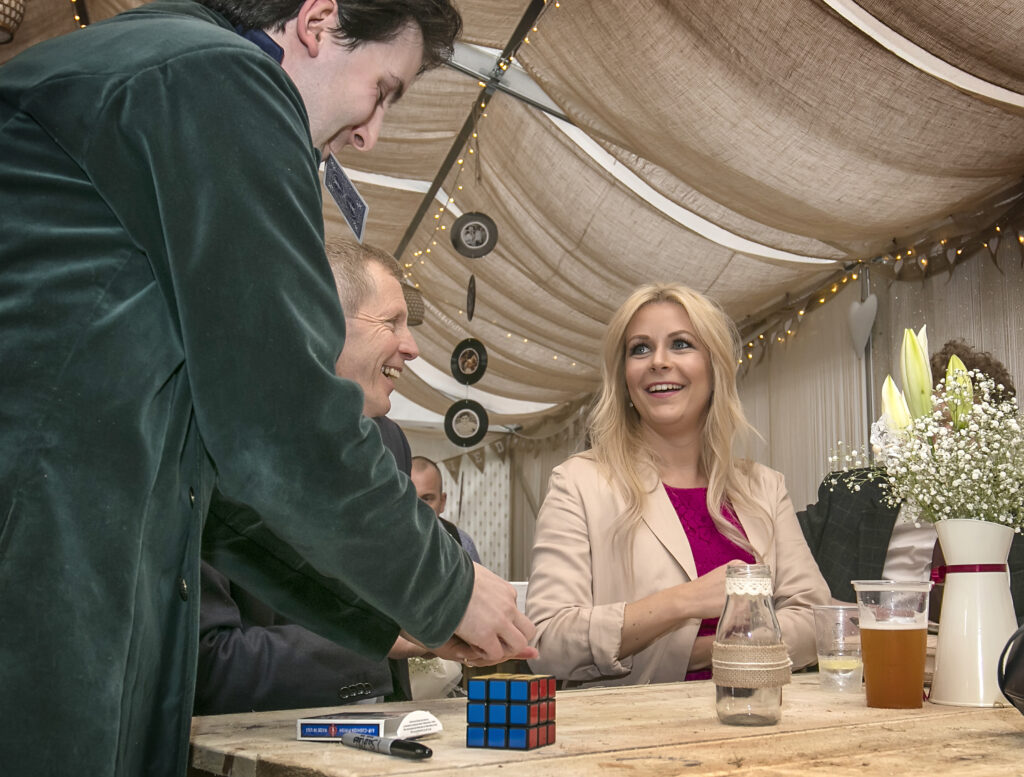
437, 408, 586, 480
441, 435, 508, 481
737, 207, 1024, 372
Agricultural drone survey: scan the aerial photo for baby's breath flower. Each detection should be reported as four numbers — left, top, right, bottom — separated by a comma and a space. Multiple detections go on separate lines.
828, 371, 1024, 529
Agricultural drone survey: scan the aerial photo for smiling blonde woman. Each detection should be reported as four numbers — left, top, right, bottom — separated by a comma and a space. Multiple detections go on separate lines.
526, 282, 829, 686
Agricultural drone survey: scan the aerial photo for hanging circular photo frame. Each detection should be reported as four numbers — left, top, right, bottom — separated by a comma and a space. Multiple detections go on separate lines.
451, 212, 498, 258
444, 399, 489, 448
466, 274, 477, 322
450, 338, 487, 385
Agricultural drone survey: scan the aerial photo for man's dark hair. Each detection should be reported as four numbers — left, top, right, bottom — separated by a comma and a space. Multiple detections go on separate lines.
200, 0, 461, 71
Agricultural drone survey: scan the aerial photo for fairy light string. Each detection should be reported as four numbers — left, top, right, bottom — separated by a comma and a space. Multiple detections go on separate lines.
406, 0, 560, 285
736, 210, 1024, 368
69, 0, 89, 29
402, 1, 1021, 375
404, 0, 570, 366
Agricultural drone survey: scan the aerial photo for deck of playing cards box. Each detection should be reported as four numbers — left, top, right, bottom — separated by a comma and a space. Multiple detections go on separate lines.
297, 709, 441, 741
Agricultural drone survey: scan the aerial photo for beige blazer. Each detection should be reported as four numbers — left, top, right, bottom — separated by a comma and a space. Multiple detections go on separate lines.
526, 453, 829, 686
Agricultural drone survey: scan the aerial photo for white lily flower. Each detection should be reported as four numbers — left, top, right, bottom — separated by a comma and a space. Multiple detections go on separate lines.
900, 327, 932, 419
881, 374, 912, 430
945, 354, 973, 430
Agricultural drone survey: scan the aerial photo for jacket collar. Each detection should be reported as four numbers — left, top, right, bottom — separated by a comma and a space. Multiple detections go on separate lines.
639, 465, 770, 580
642, 483, 699, 580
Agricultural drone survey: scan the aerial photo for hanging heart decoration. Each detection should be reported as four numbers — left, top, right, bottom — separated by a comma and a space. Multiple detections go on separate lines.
847, 293, 878, 358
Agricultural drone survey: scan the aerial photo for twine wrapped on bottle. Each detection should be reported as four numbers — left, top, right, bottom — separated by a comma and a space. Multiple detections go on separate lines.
713, 564, 791, 725
712, 641, 792, 689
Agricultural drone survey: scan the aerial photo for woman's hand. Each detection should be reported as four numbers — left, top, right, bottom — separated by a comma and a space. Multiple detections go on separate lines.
679, 562, 735, 620
620, 560, 740, 659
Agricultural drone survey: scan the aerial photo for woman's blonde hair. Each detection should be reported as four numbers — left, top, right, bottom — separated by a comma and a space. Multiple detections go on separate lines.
588, 283, 762, 553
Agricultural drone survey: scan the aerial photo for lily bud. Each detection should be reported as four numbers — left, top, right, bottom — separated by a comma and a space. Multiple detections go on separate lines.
915, 325, 928, 363
900, 327, 932, 418
881, 374, 912, 430
945, 354, 973, 429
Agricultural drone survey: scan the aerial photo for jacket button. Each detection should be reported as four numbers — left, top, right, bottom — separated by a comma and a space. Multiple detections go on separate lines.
189, 488, 195, 506
178, 577, 189, 601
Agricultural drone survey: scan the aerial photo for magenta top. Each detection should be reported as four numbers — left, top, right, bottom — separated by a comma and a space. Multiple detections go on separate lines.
663, 484, 756, 680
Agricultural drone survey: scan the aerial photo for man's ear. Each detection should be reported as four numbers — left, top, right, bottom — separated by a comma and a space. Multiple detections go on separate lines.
295, 0, 338, 58
438, 492, 447, 514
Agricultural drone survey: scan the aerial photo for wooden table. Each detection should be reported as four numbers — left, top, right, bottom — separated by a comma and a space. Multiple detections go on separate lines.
189, 674, 1024, 776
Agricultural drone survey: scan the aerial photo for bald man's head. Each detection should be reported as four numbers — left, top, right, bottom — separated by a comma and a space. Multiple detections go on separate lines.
410, 456, 446, 516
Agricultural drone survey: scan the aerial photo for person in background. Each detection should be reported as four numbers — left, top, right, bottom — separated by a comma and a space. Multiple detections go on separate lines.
412, 456, 483, 564
526, 283, 829, 686
798, 339, 1024, 619
196, 241, 432, 713
0, 2, 535, 774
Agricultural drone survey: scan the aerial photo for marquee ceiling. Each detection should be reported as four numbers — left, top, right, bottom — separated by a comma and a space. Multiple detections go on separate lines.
8, 0, 1024, 432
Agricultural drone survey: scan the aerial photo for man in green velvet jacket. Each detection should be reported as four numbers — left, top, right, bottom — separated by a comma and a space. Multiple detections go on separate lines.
0, 2, 535, 775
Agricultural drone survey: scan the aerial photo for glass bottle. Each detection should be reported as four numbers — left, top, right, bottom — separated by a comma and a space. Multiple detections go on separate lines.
713, 563, 790, 725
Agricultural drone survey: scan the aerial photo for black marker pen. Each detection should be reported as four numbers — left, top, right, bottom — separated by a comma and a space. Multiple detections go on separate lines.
339, 731, 432, 759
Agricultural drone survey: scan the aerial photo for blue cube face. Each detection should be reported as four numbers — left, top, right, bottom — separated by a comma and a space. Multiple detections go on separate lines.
487, 705, 507, 725
488, 679, 508, 701
508, 704, 528, 726
486, 727, 507, 748
466, 703, 487, 724
466, 727, 487, 748
507, 728, 528, 749
509, 679, 528, 704
467, 679, 488, 701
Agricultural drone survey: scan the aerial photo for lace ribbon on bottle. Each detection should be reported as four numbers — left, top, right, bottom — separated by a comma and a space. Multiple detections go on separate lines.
723, 576, 773, 596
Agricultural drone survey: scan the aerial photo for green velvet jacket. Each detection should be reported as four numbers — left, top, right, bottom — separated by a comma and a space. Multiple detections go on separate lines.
0, 3, 472, 775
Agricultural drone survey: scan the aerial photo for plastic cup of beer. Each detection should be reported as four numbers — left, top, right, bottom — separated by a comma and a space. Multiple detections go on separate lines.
851, 580, 933, 709
812, 605, 862, 692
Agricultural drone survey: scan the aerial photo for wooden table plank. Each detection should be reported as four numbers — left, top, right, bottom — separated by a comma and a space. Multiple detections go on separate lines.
189, 675, 1024, 777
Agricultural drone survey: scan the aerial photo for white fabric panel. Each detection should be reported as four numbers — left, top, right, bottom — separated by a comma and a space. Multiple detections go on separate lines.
740, 282, 870, 512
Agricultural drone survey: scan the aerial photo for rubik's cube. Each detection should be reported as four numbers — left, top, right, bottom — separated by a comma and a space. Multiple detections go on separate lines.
465, 673, 557, 750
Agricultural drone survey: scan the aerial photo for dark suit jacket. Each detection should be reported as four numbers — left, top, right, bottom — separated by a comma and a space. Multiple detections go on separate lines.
797, 468, 1024, 620
796, 469, 898, 603
195, 417, 425, 714
195, 562, 395, 714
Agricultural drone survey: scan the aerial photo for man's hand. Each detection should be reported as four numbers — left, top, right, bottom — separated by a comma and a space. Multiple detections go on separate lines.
450, 563, 538, 666
424, 634, 480, 663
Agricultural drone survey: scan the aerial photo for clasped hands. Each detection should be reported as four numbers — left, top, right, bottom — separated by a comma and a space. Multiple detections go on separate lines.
392, 562, 538, 668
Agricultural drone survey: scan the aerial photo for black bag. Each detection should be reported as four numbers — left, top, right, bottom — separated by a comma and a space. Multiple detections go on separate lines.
998, 623, 1024, 714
